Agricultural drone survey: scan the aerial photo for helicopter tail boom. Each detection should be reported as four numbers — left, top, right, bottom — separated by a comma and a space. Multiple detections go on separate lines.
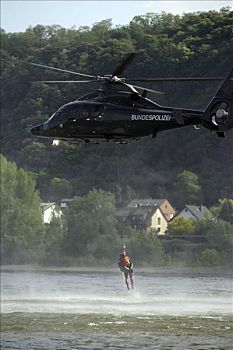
203, 67, 233, 136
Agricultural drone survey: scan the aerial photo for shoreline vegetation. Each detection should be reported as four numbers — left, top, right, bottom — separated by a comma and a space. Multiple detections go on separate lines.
1, 264, 232, 277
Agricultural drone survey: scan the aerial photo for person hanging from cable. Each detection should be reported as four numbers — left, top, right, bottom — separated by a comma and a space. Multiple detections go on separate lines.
118, 245, 134, 290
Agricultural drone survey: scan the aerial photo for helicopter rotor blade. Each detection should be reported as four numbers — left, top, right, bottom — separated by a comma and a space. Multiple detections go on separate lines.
129, 77, 224, 82
111, 52, 136, 77
131, 84, 164, 95
25, 61, 96, 79
36, 80, 98, 83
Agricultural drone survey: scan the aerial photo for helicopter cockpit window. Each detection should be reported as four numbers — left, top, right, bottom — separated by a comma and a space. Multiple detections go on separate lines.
50, 103, 104, 124
52, 110, 66, 122
88, 104, 103, 118
78, 103, 103, 119
66, 107, 78, 120
51, 105, 78, 124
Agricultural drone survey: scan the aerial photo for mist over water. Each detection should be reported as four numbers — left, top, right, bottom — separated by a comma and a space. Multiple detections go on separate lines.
1, 270, 233, 349
1, 270, 232, 315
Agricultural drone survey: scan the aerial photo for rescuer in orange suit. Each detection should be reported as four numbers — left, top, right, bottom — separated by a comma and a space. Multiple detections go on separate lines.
118, 248, 134, 290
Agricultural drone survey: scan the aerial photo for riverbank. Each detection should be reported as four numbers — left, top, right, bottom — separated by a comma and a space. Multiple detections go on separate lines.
1, 264, 232, 277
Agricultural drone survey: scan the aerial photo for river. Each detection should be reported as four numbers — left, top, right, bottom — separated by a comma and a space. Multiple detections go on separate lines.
1, 269, 233, 349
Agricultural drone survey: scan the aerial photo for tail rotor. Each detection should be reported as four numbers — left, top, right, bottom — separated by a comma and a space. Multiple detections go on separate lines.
203, 67, 233, 135
211, 102, 230, 127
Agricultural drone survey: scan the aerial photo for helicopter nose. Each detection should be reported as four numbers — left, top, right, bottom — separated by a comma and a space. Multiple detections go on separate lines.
31, 124, 43, 136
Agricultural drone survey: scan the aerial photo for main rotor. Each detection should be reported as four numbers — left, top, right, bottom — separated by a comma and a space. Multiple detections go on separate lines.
25, 52, 224, 95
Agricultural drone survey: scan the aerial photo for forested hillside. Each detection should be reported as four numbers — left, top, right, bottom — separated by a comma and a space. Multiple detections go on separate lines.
1, 8, 233, 207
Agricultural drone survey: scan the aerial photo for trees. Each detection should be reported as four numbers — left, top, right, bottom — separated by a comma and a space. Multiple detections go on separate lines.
43, 214, 67, 265
126, 232, 166, 266
49, 177, 73, 201
199, 248, 221, 266
64, 188, 118, 257
218, 199, 233, 224
176, 170, 202, 208
0, 154, 44, 263
168, 217, 196, 235
162, 239, 202, 266
206, 220, 233, 253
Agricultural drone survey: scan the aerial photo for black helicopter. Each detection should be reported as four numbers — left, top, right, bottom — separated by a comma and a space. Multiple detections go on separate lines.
29, 53, 233, 144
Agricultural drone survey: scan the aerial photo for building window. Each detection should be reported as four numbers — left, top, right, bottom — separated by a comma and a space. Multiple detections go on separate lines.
158, 217, 161, 225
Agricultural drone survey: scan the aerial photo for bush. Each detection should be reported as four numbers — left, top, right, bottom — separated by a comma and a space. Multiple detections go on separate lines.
199, 248, 221, 266
162, 239, 205, 266
168, 217, 196, 235
126, 232, 166, 266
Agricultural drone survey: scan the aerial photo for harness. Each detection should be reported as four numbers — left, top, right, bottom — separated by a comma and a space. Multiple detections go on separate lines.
118, 255, 133, 272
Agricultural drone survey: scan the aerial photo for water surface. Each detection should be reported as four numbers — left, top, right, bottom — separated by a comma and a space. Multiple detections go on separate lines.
1, 270, 233, 349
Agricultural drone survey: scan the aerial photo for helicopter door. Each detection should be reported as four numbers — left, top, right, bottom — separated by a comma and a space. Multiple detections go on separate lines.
102, 104, 134, 137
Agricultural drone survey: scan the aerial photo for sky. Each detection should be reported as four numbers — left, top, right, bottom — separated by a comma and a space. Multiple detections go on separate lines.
1, 0, 232, 33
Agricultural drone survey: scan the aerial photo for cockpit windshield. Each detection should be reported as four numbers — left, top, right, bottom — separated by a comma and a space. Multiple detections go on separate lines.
48, 113, 56, 122
49, 102, 103, 125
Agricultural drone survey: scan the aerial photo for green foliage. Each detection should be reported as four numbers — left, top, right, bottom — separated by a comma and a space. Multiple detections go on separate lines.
176, 170, 202, 207
162, 239, 203, 266
64, 188, 118, 256
218, 199, 233, 224
199, 248, 221, 266
49, 177, 73, 201
126, 232, 166, 266
206, 220, 233, 254
22, 142, 47, 171
164, 216, 233, 266
0, 154, 44, 263
168, 217, 196, 235
193, 218, 215, 235
87, 232, 122, 260
43, 214, 67, 265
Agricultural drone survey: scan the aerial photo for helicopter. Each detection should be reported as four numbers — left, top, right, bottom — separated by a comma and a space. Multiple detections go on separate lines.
29, 53, 233, 144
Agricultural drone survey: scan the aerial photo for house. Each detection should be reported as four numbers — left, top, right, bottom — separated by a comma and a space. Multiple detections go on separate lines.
127, 198, 175, 221
175, 205, 208, 221
116, 205, 168, 234
40, 202, 62, 224
60, 198, 74, 209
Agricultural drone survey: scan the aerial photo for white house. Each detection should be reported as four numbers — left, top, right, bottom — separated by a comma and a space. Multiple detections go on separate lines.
40, 202, 62, 224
